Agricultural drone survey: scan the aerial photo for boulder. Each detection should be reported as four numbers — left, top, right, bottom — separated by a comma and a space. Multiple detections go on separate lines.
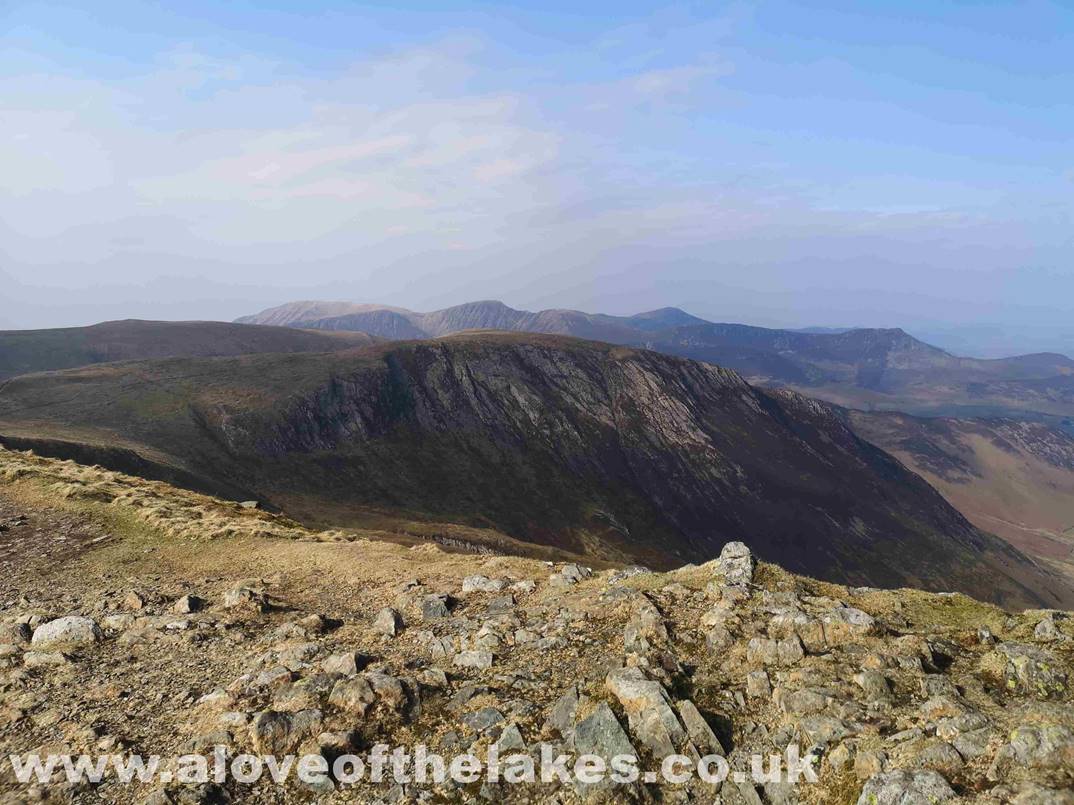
605, 666, 686, 757
328, 677, 376, 715
462, 576, 505, 594
24, 650, 71, 668
713, 541, 755, 586
373, 607, 401, 638
322, 652, 362, 676
173, 595, 206, 614
990, 724, 1074, 781
421, 594, 451, 620
988, 643, 1067, 700
453, 650, 494, 670
249, 709, 322, 754
30, 616, 102, 650
223, 586, 268, 612
574, 702, 635, 761
856, 770, 955, 804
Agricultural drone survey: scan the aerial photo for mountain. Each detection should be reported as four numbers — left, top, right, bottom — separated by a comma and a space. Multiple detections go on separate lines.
4, 446, 1071, 804
0, 319, 379, 380
233, 301, 413, 327
254, 299, 652, 344
639, 324, 1074, 418
847, 410, 1074, 579
1, 331, 1069, 609
238, 300, 1074, 422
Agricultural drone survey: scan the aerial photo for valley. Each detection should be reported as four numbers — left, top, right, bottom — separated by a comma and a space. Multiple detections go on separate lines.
847, 412, 1074, 581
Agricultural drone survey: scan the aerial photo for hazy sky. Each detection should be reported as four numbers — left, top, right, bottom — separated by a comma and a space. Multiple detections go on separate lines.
2, 1, 1072, 354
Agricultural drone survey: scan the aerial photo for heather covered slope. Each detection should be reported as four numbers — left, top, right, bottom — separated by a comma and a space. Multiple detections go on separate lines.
0, 319, 379, 380
0, 332, 1068, 608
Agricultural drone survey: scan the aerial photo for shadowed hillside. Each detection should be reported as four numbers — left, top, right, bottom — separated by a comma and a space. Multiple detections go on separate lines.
0, 319, 379, 380
1, 331, 1069, 609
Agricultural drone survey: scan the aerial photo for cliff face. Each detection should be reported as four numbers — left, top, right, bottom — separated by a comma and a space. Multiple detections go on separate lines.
1, 333, 1070, 608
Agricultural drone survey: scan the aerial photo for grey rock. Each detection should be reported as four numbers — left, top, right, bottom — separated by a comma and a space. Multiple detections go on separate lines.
173, 595, 205, 614
677, 699, 725, 756
779, 688, 829, 717
322, 651, 362, 676
328, 677, 376, 715
821, 606, 876, 646
605, 666, 686, 758
416, 667, 449, 690
249, 709, 322, 754
574, 702, 635, 760
713, 541, 755, 586
992, 643, 1068, 700
917, 742, 964, 776
223, 586, 268, 612
366, 672, 408, 711
854, 670, 892, 703
462, 576, 505, 594
989, 724, 1074, 780
421, 594, 451, 620
462, 707, 504, 733
856, 769, 955, 805
495, 723, 526, 752
30, 616, 102, 649
747, 636, 804, 667
453, 650, 494, 669
373, 607, 401, 637
746, 670, 772, 699
545, 685, 584, 743
24, 650, 71, 668
1035, 618, 1062, 643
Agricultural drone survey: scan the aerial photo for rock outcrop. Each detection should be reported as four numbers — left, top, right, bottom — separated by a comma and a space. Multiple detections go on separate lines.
1, 453, 1072, 804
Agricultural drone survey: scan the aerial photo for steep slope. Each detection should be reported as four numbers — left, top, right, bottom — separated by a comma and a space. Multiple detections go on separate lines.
848, 411, 1074, 577
0, 332, 1069, 608
238, 300, 1074, 421
0, 319, 378, 380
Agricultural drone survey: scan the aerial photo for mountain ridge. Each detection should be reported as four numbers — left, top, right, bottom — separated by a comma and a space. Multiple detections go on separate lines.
1, 331, 1069, 609
236, 299, 1074, 423
0, 319, 379, 380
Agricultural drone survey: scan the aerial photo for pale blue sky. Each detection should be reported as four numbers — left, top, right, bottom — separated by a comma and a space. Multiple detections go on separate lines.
1, 1, 1072, 355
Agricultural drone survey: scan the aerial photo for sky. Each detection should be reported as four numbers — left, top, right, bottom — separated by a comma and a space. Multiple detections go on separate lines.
1, 1, 1072, 356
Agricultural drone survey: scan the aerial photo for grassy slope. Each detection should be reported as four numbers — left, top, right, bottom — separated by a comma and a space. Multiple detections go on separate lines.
0, 319, 378, 380
848, 411, 1074, 579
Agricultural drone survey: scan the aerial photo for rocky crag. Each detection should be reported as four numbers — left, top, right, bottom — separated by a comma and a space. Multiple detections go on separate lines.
2, 334, 1070, 609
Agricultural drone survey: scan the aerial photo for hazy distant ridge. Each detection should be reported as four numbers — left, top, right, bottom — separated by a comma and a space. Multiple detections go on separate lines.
237, 300, 1074, 424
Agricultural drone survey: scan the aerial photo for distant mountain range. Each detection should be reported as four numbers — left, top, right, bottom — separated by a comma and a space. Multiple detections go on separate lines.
1, 331, 1067, 608
238, 300, 1074, 425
